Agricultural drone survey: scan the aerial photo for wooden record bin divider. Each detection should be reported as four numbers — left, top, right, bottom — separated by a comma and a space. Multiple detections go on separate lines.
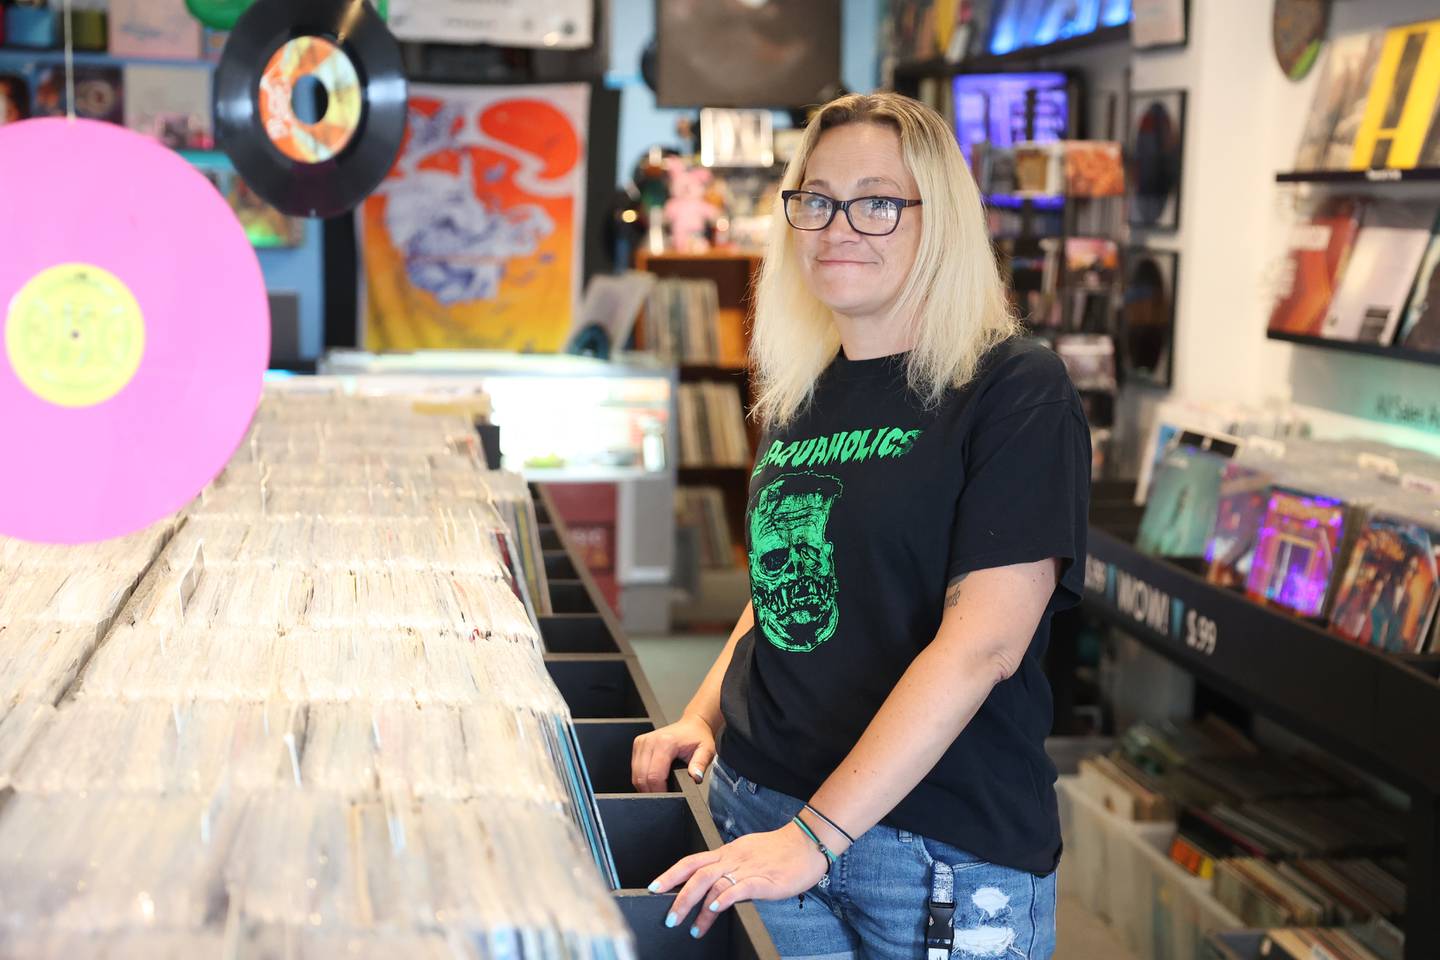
533, 484, 780, 960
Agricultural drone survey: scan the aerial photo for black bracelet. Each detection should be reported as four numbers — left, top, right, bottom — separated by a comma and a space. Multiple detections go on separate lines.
803, 802, 857, 846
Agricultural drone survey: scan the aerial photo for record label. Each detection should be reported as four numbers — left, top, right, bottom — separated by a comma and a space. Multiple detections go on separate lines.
258, 36, 362, 164
5, 263, 145, 408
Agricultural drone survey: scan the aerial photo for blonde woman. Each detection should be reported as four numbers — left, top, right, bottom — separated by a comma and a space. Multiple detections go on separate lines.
633, 92, 1089, 959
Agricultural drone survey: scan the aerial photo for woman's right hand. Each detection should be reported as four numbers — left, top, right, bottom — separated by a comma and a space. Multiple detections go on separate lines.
631, 714, 717, 793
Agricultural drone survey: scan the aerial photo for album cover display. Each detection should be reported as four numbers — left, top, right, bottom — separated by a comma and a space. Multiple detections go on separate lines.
1133, 0, 1187, 50
1054, 333, 1117, 392
33, 64, 123, 124
123, 64, 214, 150
1321, 202, 1439, 344
1398, 227, 1440, 352
1127, 88, 1186, 231
1349, 18, 1440, 171
1246, 489, 1349, 618
1121, 247, 1178, 387
1329, 514, 1440, 653
0, 75, 29, 125
1205, 463, 1271, 590
1267, 197, 1364, 338
1137, 446, 1228, 559
1294, 32, 1385, 171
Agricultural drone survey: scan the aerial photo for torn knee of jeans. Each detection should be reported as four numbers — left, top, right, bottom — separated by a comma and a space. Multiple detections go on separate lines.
952, 886, 1017, 958
951, 924, 1018, 958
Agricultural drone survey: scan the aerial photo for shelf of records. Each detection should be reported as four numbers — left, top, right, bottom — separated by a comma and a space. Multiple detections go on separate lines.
640, 278, 733, 368
1290, 19, 1440, 180
0, 388, 778, 959
675, 487, 738, 571
1083, 416, 1440, 801
1061, 717, 1415, 960
677, 382, 751, 470
1267, 197, 1440, 360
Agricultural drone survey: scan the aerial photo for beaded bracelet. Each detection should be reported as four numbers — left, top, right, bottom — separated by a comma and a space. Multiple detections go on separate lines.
791, 815, 837, 866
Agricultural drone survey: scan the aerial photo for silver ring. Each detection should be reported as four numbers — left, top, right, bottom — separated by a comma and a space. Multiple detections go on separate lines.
722, 872, 739, 887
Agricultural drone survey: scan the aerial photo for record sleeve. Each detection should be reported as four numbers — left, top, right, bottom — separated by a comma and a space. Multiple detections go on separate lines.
1349, 18, 1440, 170
1268, 197, 1364, 337
1137, 446, 1227, 559
0, 75, 29, 126
1398, 227, 1440, 352
1293, 32, 1385, 171
1204, 463, 1271, 590
123, 65, 214, 150
1321, 202, 1439, 344
1329, 514, 1440, 654
1121, 247, 1177, 387
107, 0, 203, 59
1246, 489, 1348, 618
33, 65, 123, 124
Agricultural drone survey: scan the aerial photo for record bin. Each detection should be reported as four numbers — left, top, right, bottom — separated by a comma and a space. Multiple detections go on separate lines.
533, 485, 780, 960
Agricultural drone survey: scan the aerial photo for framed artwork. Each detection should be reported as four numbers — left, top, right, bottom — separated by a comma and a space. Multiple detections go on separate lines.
1127, 87, 1186, 231
1132, 0, 1188, 51
1121, 246, 1179, 387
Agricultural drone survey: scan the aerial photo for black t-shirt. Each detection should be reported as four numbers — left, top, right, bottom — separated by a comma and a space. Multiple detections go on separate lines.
719, 336, 1090, 876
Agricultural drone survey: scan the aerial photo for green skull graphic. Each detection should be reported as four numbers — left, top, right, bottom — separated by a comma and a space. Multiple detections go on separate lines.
749, 473, 843, 653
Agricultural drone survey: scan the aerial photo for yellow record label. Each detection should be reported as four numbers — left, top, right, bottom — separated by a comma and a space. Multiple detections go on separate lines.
5, 263, 146, 408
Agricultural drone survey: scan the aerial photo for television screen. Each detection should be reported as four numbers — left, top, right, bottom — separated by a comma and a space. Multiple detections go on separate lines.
655, 0, 841, 109
952, 71, 1071, 164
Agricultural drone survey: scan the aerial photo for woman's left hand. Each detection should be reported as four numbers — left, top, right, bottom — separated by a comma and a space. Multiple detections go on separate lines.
650, 821, 830, 938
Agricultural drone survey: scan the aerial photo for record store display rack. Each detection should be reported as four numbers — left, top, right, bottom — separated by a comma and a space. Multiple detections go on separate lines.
0, 390, 776, 959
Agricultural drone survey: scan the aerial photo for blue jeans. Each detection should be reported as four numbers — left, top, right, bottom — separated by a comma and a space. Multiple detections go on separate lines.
708, 756, 1057, 960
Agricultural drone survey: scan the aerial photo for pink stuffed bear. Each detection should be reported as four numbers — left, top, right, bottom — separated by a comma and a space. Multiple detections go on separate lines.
664, 158, 720, 253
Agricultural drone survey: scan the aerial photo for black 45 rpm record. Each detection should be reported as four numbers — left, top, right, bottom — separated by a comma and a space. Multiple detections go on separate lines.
215, 0, 406, 219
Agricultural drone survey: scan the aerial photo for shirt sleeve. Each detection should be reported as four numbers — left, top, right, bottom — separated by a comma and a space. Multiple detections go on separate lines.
946, 391, 1092, 610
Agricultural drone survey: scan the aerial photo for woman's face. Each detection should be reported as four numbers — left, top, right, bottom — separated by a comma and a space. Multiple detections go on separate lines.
793, 123, 923, 324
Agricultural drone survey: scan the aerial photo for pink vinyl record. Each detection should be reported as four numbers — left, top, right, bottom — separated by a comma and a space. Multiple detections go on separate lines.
0, 117, 268, 544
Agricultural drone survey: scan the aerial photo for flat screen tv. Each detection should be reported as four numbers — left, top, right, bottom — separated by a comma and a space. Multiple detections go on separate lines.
951, 71, 1072, 165
655, 0, 841, 109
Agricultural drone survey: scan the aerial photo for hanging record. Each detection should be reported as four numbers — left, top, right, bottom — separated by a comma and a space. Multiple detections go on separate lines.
0, 118, 268, 544
215, 0, 406, 218
1273, 0, 1328, 82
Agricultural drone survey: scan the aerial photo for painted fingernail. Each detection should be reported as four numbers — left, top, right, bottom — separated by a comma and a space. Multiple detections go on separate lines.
690, 926, 701, 939
708, 901, 720, 912
647, 881, 661, 893
665, 913, 678, 929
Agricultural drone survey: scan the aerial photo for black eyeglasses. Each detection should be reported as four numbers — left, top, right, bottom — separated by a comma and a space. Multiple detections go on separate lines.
781, 189, 923, 236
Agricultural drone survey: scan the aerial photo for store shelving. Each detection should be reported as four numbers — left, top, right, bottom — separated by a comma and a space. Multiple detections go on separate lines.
533, 485, 780, 960
1265, 331, 1440, 369
892, 24, 1130, 80
1275, 168, 1440, 185
1082, 506, 1440, 960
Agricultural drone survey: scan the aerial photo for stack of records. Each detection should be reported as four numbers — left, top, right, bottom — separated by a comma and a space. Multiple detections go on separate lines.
675, 487, 735, 568
1214, 856, 1404, 929
678, 382, 751, 468
0, 389, 632, 958
642, 278, 723, 364
1258, 921, 1404, 960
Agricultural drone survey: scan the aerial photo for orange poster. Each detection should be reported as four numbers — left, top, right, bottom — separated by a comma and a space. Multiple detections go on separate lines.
361, 84, 589, 351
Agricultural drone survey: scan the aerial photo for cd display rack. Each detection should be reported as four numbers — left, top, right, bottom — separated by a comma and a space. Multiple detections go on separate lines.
1081, 486, 1440, 960
532, 485, 780, 960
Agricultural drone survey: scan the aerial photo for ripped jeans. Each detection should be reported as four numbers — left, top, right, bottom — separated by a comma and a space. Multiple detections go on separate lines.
708, 756, 1056, 960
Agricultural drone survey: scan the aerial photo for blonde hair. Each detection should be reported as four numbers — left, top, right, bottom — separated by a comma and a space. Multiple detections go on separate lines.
749, 92, 1019, 429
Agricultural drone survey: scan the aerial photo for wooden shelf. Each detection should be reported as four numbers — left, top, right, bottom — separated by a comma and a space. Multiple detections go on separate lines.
1266, 330, 1440, 369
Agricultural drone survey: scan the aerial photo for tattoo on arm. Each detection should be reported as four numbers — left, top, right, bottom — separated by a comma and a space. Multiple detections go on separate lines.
944, 576, 966, 610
